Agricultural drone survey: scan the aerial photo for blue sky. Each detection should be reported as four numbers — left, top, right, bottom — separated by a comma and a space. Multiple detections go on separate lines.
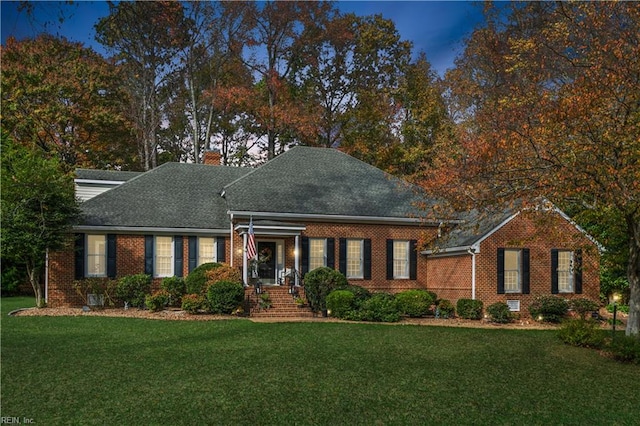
1, 1, 485, 76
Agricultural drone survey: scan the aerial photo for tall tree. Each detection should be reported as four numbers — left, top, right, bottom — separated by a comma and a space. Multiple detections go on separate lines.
1, 133, 81, 307
95, 1, 190, 170
241, 0, 336, 160
1, 35, 137, 170
428, 2, 640, 337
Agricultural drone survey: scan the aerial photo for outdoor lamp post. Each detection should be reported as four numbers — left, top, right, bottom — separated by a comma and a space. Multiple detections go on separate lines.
612, 293, 619, 338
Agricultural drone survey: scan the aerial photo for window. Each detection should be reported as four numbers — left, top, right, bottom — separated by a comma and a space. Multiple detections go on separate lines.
155, 236, 174, 277
86, 235, 106, 277
506, 300, 521, 312
552, 249, 581, 294
504, 249, 521, 293
346, 239, 364, 279
309, 238, 326, 271
498, 248, 529, 295
557, 251, 574, 293
198, 237, 216, 266
393, 240, 410, 279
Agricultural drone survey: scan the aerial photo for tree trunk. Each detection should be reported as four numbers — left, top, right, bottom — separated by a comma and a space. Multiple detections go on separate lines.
26, 262, 44, 308
626, 214, 640, 338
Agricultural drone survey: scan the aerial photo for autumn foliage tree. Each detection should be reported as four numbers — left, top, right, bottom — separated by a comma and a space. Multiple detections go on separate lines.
424, 2, 640, 337
1, 35, 137, 170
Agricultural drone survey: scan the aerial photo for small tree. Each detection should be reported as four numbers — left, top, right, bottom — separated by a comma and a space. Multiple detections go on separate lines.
1, 134, 80, 307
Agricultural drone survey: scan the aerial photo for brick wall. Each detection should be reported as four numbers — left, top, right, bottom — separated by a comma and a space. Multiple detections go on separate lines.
425, 210, 600, 317
426, 255, 473, 301
231, 221, 437, 294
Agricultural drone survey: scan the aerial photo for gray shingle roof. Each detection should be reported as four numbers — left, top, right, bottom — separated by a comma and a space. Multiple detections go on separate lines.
435, 209, 517, 250
75, 169, 143, 182
80, 163, 249, 229
223, 146, 430, 218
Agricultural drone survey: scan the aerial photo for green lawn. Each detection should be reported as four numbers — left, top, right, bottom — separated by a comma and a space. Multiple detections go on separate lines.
2, 296, 639, 425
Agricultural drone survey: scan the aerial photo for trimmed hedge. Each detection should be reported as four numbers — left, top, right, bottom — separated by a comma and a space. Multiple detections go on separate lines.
115, 274, 151, 308
359, 293, 401, 323
160, 276, 185, 307
145, 290, 170, 312
206, 280, 244, 314
395, 290, 434, 318
486, 302, 514, 324
457, 299, 484, 320
326, 290, 355, 319
186, 263, 222, 295
529, 295, 569, 323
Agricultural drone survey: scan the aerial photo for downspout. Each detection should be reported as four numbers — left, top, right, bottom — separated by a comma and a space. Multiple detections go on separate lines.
229, 212, 234, 267
294, 235, 300, 286
468, 248, 476, 300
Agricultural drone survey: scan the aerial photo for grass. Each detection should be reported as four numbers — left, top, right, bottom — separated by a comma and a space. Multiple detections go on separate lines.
2, 296, 639, 425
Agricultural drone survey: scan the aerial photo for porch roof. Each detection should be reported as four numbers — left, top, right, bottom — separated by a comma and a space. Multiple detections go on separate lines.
234, 220, 306, 236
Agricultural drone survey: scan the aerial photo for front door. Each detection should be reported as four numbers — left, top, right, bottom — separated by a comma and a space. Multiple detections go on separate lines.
257, 242, 277, 284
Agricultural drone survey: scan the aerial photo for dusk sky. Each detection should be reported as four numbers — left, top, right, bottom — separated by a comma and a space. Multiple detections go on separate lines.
1, 1, 485, 76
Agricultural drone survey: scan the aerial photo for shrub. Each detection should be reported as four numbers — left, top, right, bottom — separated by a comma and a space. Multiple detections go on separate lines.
395, 290, 434, 318
181, 293, 205, 314
486, 302, 514, 324
186, 262, 222, 295
145, 290, 170, 312
326, 290, 356, 319
116, 274, 151, 308
606, 303, 630, 314
569, 298, 600, 320
436, 299, 455, 318
457, 299, 484, 320
360, 293, 401, 323
205, 263, 242, 285
335, 284, 371, 306
206, 280, 244, 314
1, 265, 24, 295
160, 276, 186, 307
528, 296, 569, 323
304, 267, 348, 313
558, 319, 606, 348
607, 335, 640, 365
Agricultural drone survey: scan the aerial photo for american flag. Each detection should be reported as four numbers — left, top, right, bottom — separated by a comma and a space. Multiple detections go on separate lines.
246, 217, 257, 260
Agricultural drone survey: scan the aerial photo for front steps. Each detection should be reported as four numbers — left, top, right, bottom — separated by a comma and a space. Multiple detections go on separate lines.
245, 285, 315, 318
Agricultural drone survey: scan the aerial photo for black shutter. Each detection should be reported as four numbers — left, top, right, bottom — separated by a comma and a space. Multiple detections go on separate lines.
522, 248, 530, 294
188, 236, 197, 273
107, 234, 117, 279
144, 235, 154, 276
216, 237, 226, 263
338, 238, 347, 275
497, 248, 505, 294
551, 249, 559, 294
301, 236, 309, 274
326, 238, 335, 269
363, 239, 372, 280
409, 240, 418, 280
174, 236, 183, 277
75, 233, 85, 280
386, 240, 394, 279
574, 249, 583, 294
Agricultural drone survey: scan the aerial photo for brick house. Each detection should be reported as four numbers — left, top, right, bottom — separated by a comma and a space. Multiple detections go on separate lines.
47, 147, 600, 316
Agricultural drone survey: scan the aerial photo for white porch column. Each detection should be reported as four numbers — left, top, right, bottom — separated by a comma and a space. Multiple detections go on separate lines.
243, 232, 248, 286
294, 235, 300, 286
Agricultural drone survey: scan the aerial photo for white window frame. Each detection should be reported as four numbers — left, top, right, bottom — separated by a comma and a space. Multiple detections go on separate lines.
346, 239, 364, 279
504, 249, 521, 293
557, 250, 574, 293
393, 240, 410, 279
309, 238, 327, 271
86, 234, 107, 277
198, 237, 217, 266
154, 236, 174, 278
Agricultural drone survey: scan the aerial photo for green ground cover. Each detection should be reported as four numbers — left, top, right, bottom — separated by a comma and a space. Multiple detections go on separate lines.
2, 297, 638, 425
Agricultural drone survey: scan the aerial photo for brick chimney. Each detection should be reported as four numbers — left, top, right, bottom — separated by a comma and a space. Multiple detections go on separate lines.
203, 149, 222, 165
